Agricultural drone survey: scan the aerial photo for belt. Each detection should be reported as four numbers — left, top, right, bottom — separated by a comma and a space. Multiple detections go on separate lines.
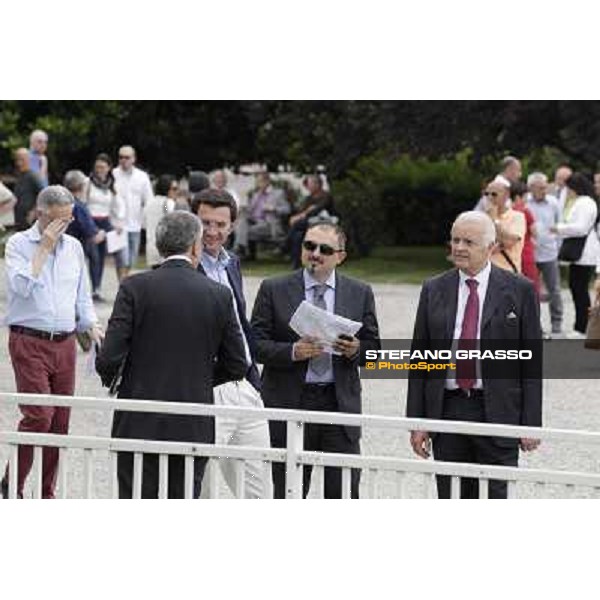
10, 325, 75, 342
303, 382, 335, 390
444, 388, 484, 400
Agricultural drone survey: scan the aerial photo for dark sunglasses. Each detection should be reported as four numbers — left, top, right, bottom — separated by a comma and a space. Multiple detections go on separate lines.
302, 240, 343, 256
119, 155, 133, 160
484, 191, 499, 197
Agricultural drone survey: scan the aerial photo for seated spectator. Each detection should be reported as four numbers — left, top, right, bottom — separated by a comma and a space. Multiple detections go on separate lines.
238, 172, 290, 260
144, 174, 177, 268
286, 174, 335, 268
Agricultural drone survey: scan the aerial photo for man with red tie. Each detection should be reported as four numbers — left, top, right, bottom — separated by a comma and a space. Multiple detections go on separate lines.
407, 211, 542, 499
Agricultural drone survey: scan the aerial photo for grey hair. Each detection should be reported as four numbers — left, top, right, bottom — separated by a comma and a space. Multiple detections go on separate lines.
63, 170, 88, 193
36, 185, 74, 211
453, 211, 496, 245
501, 155, 520, 170
527, 172, 548, 186
30, 129, 48, 144
156, 211, 203, 258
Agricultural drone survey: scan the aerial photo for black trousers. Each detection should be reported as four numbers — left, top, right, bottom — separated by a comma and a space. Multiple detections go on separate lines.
568, 264, 595, 333
433, 390, 518, 499
117, 452, 208, 499
269, 384, 361, 499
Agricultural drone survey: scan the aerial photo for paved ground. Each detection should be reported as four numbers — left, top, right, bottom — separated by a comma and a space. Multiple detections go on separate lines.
1, 259, 599, 498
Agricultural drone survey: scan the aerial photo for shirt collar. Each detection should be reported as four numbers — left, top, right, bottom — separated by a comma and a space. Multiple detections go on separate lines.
303, 268, 336, 291
201, 247, 230, 270
458, 261, 491, 288
163, 254, 192, 264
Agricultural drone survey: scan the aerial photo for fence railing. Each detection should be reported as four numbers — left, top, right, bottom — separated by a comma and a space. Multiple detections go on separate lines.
1, 392, 600, 499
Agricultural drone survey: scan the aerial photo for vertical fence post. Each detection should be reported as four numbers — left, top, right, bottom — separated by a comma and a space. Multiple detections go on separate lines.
8, 444, 18, 499
285, 420, 304, 499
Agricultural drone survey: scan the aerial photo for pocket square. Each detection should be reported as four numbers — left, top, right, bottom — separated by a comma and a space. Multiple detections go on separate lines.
506, 310, 517, 321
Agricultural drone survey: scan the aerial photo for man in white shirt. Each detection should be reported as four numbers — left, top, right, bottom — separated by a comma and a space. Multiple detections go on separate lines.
112, 145, 153, 276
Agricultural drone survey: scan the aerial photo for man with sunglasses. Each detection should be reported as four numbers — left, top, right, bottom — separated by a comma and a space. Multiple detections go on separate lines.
113, 145, 154, 277
251, 223, 381, 498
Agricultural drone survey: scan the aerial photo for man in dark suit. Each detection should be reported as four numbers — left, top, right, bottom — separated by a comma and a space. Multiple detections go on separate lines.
251, 223, 381, 498
407, 211, 542, 499
96, 211, 247, 499
193, 188, 272, 498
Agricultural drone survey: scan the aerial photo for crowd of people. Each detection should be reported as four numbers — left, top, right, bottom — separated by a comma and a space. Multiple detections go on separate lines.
0, 135, 598, 500
475, 156, 600, 338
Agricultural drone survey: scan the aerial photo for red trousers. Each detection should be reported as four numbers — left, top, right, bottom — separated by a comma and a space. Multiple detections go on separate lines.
5, 331, 76, 498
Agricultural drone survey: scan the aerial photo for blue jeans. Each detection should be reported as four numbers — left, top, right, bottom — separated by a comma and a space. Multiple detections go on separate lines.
127, 231, 141, 268
91, 218, 128, 291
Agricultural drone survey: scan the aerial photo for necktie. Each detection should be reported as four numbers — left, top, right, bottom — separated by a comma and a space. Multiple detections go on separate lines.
456, 278, 479, 390
309, 284, 331, 376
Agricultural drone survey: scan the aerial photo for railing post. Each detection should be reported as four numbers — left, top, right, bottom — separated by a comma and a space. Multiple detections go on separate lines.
285, 420, 304, 499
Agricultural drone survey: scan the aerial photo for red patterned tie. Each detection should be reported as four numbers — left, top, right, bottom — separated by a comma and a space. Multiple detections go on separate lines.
456, 278, 479, 390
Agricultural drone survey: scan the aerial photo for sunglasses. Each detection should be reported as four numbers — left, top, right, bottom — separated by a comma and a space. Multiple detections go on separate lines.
484, 191, 500, 197
302, 240, 343, 256
119, 155, 133, 160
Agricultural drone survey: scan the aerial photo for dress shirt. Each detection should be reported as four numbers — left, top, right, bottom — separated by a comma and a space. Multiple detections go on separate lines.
112, 166, 154, 233
28, 150, 48, 187
445, 261, 491, 390
526, 194, 560, 263
201, 248, 252, 367
4, 223, 97, 333
303, 269, 336, 383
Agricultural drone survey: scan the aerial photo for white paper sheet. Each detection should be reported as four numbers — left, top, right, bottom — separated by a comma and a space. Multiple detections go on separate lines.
106, 229, 127, 254
289, 300, 362, 354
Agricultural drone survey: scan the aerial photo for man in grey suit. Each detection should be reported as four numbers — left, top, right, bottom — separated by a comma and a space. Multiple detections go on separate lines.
407, 211, 542, 499
251, 223, 381, 498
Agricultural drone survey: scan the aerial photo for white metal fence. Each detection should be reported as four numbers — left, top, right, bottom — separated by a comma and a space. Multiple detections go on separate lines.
1, 392, 600, 499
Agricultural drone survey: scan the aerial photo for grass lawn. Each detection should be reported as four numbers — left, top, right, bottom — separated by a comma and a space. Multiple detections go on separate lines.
241, 246, 451, 285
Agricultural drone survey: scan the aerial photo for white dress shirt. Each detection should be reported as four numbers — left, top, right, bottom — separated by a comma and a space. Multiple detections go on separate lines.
445, 261, 491, 390
112, 166, 154, 233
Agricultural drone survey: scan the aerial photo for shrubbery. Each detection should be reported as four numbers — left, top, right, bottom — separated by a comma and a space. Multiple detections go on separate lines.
333, 153, 483, 255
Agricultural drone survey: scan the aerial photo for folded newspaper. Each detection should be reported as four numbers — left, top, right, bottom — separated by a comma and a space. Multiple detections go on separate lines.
289, 300, 362, 355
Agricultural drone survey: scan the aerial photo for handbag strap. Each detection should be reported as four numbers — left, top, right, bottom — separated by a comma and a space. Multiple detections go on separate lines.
501, 249, 519, 274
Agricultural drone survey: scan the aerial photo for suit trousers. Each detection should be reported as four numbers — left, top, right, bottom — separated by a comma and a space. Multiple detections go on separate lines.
269, 383, 361, 499
433, 390, 518, 499
4, 332, 76, 499
117, 453, 208, 499
212, 379, 273, 499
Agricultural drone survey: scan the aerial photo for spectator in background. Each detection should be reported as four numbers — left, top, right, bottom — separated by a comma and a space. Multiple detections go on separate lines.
13, 148, 43, 231
549, 165, 573, 218
474, 155, 522, 211
0, 181, 16, 230
593, 171, 600, 199
550, 172, 600, 337
28, 130, 49, 187
510, 181, 540, 295
85, 153, 128, 292
286, 174, 335, 268
526, 172, 563, 338
112, 145, 153, 276
484, 178, 526, 273
63, 170, 106, 301
237, 172, 290, 261
144, 174, 177, 268
212, 169, 244, 250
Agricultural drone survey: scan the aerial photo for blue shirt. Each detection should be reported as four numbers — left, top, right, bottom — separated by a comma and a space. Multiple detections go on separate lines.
303, 269, 336, 383
526, 194, 560, 262
66, 198, 99, 245
28, 150, 48, 187
201, 248, 252, 366
4, 223, 97, 333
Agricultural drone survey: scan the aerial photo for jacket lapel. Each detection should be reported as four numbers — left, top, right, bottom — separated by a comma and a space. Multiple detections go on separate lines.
481, 265, 506, 333
442, 270, 459, 341
286, 270, 306, 316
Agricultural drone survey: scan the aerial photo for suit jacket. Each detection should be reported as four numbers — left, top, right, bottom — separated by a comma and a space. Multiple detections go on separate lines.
96, 259, 247, 446
406, 265, 542, 442
198, 251, 261, 391
251, 270, 381, 441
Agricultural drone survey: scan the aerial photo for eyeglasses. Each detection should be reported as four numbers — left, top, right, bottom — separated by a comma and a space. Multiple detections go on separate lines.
302, 240, 343, 256
119, 155, 133, 160
484, 191, 500, 197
